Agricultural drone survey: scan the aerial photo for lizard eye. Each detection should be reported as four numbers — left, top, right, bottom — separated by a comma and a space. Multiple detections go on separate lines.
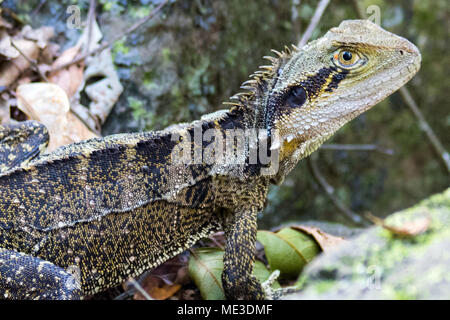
333, 49, 363, 69
286, 86, 307, 108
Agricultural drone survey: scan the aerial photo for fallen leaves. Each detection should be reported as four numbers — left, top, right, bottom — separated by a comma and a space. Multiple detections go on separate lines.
135, 275, 182, 300
188, 248, 280, 300
49, 19, 123, 132
257, 227, 321, 278
69, 19, 123, 131
48, 44, 84, 98
290, 225, 346, 251
0, 23, 54, 87
0, 38, 41, 87
16, 83, 97, 152
185, 225, 345, 299
366, 212, 431, 238
0, 29, 18, 59
132, 255, 190, 300
0, 9, 123, 144
19, 25, 54, 50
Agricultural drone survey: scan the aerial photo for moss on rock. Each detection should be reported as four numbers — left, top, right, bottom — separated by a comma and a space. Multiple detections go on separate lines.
285, 188, 450, 299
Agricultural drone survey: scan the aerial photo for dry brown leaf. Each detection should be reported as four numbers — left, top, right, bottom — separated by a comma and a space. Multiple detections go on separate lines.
82, 49, 123, 124
0, 16, 13, 29
134, 275, 181, 300
0, 25, 54, 86
0, 97, 11, 124
40, 42, 60, 65
0, 29, 19, 59
366, 213, 431, 238
132, 255, 188, 300
0, 39, 39, 86
291, 225, 346, 251
175, 265, 191, 285
72, 19, 123, 126
48, 44, 84, 98
20, 25, 54, 49
16, 82, 97, 152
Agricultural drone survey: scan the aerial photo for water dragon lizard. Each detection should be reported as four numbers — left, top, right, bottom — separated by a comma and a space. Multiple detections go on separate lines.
0, 20, 421, 299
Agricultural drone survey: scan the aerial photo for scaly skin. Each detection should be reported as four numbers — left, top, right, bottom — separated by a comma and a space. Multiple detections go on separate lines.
0, 20, 420, 299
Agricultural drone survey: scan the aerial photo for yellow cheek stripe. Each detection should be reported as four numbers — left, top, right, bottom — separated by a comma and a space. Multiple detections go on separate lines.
310, 73, 335, 104
280, 136, 305, 161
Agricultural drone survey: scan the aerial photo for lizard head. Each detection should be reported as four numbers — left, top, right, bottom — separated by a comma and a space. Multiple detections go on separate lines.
257, 19, 421, 178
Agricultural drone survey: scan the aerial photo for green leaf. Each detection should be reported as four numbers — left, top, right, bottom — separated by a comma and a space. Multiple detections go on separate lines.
189, 248, 225, 300
276, 228, 321, 263
188, 247, 279, 300
257, 227, 321, 278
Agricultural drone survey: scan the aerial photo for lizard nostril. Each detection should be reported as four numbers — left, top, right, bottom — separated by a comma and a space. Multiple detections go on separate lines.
399, 50, 404, 55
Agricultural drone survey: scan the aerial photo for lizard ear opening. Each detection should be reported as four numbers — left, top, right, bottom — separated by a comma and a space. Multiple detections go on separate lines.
286, 86, 307, 108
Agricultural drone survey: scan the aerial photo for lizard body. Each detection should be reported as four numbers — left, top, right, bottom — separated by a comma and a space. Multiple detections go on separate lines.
0, 20, 421, 299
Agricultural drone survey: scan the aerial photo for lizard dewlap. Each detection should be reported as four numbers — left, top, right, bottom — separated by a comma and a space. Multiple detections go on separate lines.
0, 20, 420, 300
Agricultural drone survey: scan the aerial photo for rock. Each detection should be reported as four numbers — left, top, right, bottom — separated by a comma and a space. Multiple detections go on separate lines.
284, 188, 450, 300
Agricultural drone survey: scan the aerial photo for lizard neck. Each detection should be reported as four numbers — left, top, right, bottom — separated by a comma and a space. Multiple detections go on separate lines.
218, 49, 301, 183
201, 48, 301, 183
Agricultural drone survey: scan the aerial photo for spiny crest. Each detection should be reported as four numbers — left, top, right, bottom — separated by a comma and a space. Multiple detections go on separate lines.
223, 44, 300, 110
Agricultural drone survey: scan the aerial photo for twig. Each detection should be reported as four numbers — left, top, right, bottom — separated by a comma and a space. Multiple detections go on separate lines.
48, 0, 169, 75
297, 0, 330, 48
307, 156, 368, 226
126, 277, 154, 300
2, 8, 26, 25
321, 144, 394, 155
351, 2, 450, 173
399, 87, 450, 172
84, 0, 97, 56
350, 0, 366, 20
10, 40, 49, 82
31, 0, 48, 16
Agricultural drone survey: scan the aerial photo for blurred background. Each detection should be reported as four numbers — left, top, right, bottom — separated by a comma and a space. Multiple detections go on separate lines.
2, 0, 448, 228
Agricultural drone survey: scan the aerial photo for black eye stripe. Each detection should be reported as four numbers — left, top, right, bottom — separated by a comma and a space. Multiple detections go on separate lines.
265, 67, 337, 133
325, 69, 349, 92
286, 86, 307, 108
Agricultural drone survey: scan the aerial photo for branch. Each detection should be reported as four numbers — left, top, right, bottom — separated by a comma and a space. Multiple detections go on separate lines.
399, 87, 450, 172
307, 156, 369, 227
297, 0, 330, 48
31, 0, 48, 16
84, 0, 97, 56
10, 40, 49, 82
321, 144, 394, 155
48, 0, 169, 74
2, 8, 26, 25
350, 0, 367, 19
